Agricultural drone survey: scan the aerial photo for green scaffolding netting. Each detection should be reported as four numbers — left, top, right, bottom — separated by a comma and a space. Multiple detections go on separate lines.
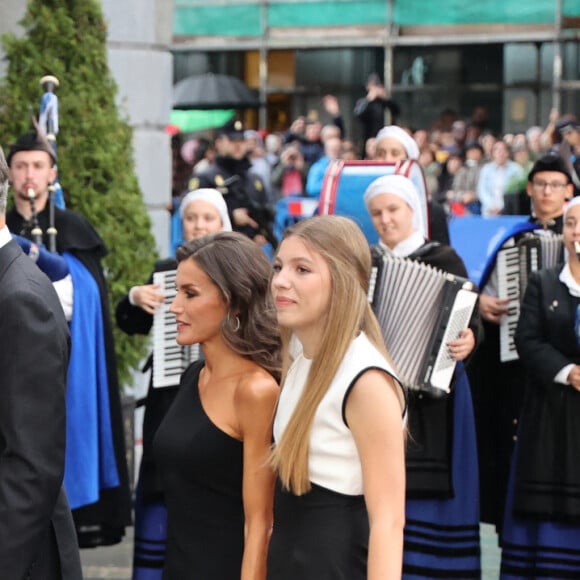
173, 0, 580, 37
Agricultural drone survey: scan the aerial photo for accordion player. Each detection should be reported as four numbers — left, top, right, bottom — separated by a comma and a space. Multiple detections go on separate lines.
370, 247, 478, 397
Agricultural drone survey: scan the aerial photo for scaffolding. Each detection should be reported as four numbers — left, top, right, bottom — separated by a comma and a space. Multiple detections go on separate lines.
172, 0, 580, 128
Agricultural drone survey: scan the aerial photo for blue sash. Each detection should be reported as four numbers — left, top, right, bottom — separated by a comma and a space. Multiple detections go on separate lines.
478, 221, 537, 289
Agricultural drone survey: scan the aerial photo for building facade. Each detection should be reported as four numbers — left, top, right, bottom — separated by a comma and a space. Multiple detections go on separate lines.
172, 0, 580, 141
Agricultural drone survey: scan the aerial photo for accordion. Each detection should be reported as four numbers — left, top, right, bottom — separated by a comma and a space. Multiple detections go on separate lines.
152, 269, 201, 388
369, 250, 478, 396
497, 233, 564, 362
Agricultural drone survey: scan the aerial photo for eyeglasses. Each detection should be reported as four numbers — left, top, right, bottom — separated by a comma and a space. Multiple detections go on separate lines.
531, 180, 568, 192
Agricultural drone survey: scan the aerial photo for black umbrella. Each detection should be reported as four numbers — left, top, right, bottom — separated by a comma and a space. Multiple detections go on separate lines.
172, 73, 261, 110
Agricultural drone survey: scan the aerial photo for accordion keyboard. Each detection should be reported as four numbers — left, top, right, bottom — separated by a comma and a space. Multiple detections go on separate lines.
433, 305, 472, 372
152, 270, 200, 388
497, 234, 563, 363
497, 246, 521, 362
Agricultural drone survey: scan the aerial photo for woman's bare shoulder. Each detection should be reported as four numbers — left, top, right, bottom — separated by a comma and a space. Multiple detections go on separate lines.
235, 365, 279, 407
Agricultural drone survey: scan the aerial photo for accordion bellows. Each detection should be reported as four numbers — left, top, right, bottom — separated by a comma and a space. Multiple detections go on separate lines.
370, 252, 477, 396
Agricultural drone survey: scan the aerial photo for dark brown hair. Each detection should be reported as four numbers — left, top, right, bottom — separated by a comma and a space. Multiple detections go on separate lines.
176, 232, 281, 380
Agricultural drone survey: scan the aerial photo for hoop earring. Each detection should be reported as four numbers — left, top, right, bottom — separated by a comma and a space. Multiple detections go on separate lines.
229, 314, 240, 332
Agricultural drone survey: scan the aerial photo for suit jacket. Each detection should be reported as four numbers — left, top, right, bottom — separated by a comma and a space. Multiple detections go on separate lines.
0, 239, 82, 579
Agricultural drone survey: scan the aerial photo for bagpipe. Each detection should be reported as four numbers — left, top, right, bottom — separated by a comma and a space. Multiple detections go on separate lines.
13, 75, 68, 281
38, 74, 65, 250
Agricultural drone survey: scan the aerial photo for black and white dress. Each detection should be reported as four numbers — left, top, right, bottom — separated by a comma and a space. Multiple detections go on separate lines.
267, 332, 402, 580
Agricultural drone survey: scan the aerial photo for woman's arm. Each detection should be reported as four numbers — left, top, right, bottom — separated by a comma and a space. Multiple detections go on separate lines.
237, 373, 279, 580
346, 369, 406, 580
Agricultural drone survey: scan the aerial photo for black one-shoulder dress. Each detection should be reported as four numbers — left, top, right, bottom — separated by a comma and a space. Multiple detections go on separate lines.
153, 361, 244, 579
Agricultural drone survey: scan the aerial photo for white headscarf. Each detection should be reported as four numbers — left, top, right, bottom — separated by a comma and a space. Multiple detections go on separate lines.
375, 125, 419, 160
560, 196, 580, 296
565, 196, 580, 217
363, 174, 426, 235
179, 188, 232, 232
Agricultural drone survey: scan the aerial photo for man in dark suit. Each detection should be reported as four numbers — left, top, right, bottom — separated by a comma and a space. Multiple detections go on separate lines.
0, 146, 82, 579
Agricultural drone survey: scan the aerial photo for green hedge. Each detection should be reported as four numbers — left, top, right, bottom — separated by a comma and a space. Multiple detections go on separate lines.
0, 0, 158, 388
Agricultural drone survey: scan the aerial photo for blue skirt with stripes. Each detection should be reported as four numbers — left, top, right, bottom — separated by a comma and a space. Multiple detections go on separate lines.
403, 371, 481, 579
500, 444, 580, 579
132, 476, 168, 580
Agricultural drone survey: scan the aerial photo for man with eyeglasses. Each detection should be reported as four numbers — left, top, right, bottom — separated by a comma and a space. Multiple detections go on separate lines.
469, 153, 574, 533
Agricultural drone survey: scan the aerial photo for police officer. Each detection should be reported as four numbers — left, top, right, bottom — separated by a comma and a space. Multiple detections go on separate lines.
195, 120, 276, 246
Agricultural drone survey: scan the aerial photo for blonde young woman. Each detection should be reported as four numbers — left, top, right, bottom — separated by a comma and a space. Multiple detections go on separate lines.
268, 215, 407, 580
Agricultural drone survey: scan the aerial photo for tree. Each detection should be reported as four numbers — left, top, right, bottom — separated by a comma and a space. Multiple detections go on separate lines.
0, 0, 158, 387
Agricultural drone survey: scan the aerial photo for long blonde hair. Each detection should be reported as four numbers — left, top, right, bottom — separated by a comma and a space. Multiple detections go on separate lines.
271, 215, 394, 495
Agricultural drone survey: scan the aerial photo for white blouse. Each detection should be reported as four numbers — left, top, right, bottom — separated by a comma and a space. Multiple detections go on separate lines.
274, 332, 401, 495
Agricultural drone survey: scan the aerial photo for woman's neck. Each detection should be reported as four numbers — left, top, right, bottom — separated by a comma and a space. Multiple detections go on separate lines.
201, 336, 249, 378
380, 231, 424, 258
293, 327, 324, 360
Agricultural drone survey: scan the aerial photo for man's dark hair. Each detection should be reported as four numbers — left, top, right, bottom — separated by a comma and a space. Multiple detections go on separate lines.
7, 131, 57, 166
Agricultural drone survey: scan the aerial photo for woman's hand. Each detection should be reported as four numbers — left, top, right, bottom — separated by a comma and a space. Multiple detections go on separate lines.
131, 284, 165, 315
447, 328, 475, 361
568, 365, 580, 391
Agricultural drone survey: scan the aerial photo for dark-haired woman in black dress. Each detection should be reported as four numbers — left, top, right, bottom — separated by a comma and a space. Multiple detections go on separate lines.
153, 232, 281, 579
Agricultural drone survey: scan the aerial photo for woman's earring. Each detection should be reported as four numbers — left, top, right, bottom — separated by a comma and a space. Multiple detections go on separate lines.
232, 315, 240, 332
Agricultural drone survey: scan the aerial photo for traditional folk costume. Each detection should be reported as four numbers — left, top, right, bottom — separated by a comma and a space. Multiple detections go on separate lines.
500, 262, 580, 578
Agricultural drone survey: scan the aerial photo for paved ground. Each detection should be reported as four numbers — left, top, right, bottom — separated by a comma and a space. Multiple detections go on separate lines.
481, 523, 502, 579
81, 522, 502, 579
80, 527, 132, 580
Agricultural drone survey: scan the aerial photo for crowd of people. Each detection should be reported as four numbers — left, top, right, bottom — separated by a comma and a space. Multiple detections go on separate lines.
1, 84, 580, 580
142, 97, 580, 578
172, 94, 580, 243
